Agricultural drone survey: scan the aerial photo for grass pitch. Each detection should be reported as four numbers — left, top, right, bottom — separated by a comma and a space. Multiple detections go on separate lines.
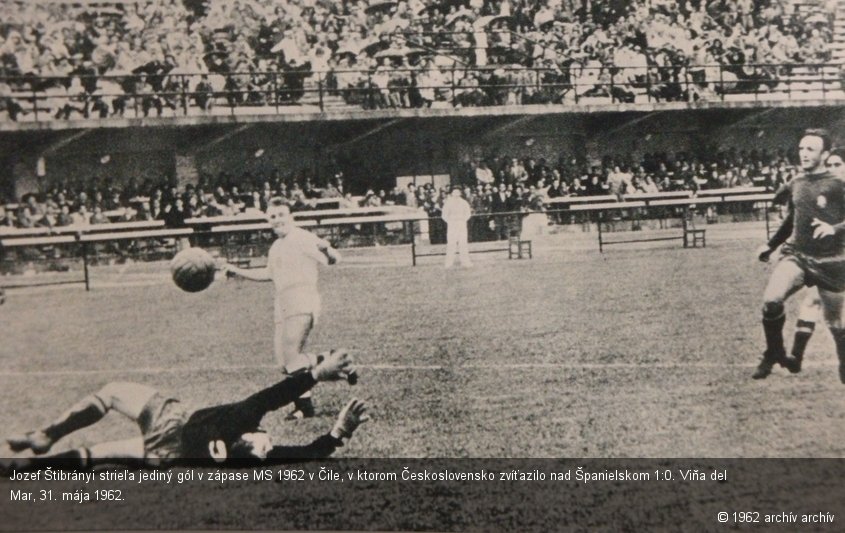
2, 227, 843, 460
2, 226, 845, 530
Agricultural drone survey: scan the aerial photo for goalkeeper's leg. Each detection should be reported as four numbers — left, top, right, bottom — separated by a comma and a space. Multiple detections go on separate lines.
7, 382, 157, 454
3, 438, 145, 473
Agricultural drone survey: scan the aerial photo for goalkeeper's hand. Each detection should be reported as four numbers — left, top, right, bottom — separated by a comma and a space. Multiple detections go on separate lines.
756, 244, 774, 263
330, 398, 369, 440
311, 349, 356, 382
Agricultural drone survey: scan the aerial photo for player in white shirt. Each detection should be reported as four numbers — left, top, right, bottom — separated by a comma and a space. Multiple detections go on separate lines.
441, 188, 473, 268
223, 199, 341, 417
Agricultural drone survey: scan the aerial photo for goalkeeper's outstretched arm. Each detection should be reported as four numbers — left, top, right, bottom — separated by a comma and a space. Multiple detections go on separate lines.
266, 399, 368, 461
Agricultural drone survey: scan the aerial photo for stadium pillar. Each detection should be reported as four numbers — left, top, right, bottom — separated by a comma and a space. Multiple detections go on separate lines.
175, 154, 199, 189
597, 211, 604, 253
318, 72, 324, 111
764, 201, 771, 240
80, 239, 90, 291
411, 236, 417, 267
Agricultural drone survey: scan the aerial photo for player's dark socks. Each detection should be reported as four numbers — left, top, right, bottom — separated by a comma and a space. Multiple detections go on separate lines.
760, 304, 787, 372
755, 307, 787, 379
830, 329, 845, 384
791, 320, 815, 359
42, 395, 108, 446
784, 320, 815, 373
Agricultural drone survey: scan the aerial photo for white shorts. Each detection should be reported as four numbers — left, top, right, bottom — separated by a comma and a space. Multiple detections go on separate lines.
275, 285, 321, 325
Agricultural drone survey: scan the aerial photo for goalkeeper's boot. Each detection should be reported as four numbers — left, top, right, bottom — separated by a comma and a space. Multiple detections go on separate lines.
752, 349, 786, 380
6, 431, 53, 455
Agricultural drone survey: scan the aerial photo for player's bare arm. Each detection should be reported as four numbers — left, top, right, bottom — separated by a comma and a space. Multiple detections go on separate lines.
318, 239, 341, 265
305, 238, 340, 265
219, 263, 272, 282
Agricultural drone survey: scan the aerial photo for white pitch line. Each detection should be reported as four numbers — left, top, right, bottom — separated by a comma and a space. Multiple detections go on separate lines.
0, 361, 837, 378
0, 363, 440, 377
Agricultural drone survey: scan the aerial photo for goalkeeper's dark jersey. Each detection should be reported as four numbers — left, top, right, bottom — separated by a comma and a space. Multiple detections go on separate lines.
774, 171, 845, 257
178, 371, 330, 459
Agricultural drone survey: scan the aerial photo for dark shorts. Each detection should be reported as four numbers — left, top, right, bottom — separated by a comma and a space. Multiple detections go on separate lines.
137, 393, 189, 463
782, 244, 845, 293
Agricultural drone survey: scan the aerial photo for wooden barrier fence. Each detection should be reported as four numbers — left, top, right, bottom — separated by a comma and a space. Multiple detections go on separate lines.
1, 191, 780, 288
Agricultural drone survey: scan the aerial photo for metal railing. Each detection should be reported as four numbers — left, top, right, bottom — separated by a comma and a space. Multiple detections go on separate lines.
1, 62, 842, 122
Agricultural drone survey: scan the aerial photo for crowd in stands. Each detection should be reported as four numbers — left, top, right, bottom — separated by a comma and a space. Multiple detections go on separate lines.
0, 146, 798, 232
412, 146, 797, 221
0, 0, 837, 119
0, 170, 354, 230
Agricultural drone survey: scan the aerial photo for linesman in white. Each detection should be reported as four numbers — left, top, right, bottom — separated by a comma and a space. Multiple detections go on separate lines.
223, 199, 341, 418
442, 187, 473, 268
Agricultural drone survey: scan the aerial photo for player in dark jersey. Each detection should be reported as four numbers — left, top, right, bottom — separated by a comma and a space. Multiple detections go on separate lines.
3, 349, 367, 470
754, 130, 845, 381
758, 149, 845, 374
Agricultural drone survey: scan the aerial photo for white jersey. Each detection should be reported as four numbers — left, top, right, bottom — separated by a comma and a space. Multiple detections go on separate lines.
268, 227, 327, 291
267, 227, 327, 322
441, 196, 472, 225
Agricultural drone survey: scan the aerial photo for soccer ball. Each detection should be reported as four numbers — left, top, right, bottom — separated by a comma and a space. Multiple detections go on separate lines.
170, 247, 216, 293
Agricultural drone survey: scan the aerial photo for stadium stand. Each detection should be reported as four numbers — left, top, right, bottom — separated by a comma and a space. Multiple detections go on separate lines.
0, 145, 799, 236
0, 0, 836, 280
0, 0, 841, 120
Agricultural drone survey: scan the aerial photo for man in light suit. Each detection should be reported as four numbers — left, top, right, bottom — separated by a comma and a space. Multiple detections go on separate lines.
441, 188, 473, 268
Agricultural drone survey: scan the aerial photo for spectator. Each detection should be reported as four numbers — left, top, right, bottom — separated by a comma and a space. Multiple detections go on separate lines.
55, 204, 74, 227
0, 204, 14, 229
441, 187, 473, 268
72, 205, 91, 226
90, 205, 109, 225
475, 160, 495, 185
